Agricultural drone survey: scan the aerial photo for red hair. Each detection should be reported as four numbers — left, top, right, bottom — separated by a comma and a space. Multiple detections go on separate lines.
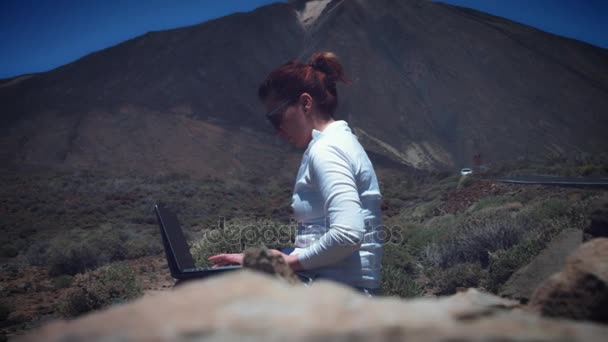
258, 52, 348, 117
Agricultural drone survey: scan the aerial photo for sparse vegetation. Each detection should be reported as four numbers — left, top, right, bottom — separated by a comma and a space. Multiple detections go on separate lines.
1, 159, 605, 335
25, 225, 162, 276
381, 265, 424, 297
58, 263, 142, 317
389, 184, 593, 295
428, 262, 486, 295
492, 152, 608, 178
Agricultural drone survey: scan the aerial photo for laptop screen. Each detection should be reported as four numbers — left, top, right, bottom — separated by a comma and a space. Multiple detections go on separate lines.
154, 204, 196, 274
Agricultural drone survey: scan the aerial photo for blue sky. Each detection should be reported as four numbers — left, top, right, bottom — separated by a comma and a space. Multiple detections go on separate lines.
435, 0, 608, 48
1, 0, 606, 79
0, 0, 280, 78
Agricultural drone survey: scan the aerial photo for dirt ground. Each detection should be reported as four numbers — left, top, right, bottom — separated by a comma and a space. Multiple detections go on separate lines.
0, 255, 174, 339
440, 180, 509, 214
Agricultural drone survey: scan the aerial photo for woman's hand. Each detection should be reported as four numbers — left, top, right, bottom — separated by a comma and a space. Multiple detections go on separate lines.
208, 250, 303, 271
269, 249, 303, 271
207, 253, 244, 268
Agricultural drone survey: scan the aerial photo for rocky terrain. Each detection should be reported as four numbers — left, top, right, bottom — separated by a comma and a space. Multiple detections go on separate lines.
2, 165, 607, 339
20, 239, 608, 341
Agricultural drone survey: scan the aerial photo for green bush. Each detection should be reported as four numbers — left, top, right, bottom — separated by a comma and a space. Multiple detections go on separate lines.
422, 197, 586, 270
419, 196, 591, 294
485, 237, 546, 293
381, 265, 423, 298
45, 237, 104, 276
26, 224, 163, 276
423, 211, 525, 268
482, 199, 584, 292
517, 199, 588, 236
428, 263, 486, 295
402, 221, 449, 256
382, 243, 416, 272
526, 198, 569, 221
59, 263, 142, 317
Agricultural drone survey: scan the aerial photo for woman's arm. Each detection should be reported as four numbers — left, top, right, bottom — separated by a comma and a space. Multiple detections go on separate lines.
208, 142, 363, 272
296, 143, 365, 270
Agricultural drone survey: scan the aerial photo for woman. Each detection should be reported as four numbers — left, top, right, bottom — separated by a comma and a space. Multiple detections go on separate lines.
209, 52, 383, 294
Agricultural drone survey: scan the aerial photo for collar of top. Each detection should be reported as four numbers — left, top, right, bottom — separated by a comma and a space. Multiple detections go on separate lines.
311, 120, 349, 141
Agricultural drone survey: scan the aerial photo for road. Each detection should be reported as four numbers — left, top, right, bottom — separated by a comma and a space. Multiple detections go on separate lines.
497, 175, 608, 187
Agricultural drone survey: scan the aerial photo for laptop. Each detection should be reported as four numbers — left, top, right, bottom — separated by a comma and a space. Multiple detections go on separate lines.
153, 204, 241, 284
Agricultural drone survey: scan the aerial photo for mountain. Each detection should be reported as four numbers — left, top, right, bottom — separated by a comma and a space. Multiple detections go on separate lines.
1, 0, 607, 179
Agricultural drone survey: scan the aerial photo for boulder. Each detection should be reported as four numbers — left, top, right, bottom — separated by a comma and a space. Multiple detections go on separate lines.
500, 228, 582, 302
23, 270, 608, 341
529, 238, 608, 323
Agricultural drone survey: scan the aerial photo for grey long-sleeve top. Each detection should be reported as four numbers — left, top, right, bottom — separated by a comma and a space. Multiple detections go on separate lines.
291, 120, 383, 289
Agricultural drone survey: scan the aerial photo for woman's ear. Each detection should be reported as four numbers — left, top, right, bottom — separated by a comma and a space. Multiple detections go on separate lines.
300, 93, 313, 113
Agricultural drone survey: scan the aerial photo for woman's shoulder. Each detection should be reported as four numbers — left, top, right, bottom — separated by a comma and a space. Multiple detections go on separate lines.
316, 122, 364, 151
310, 131, 367, 169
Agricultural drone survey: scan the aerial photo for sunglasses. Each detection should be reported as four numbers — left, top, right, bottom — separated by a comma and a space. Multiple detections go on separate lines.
265, 98, 295, 131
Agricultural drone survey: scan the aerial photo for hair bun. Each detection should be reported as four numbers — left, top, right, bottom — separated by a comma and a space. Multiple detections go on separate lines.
308, 52, 346, 84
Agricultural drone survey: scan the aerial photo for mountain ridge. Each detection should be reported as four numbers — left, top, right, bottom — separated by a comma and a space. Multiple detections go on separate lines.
1, 0, 606, 178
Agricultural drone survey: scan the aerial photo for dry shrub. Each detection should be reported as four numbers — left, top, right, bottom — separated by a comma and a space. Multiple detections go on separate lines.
26, 224, 162, 276
41, 237, 102, 276
423, 210, 524, 269
485, 237, 547, 292
422, 198, 590, 294
381, 265, 424, 298
59, 263, 142, 317
428, 263, 486, 295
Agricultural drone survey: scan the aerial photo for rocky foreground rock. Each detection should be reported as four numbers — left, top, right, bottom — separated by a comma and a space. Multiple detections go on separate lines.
529, 237, 608, 323
23, 270, 608, 341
